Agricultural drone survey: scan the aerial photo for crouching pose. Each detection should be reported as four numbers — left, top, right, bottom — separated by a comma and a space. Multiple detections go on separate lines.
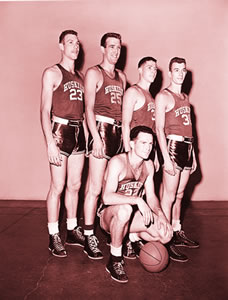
98, 126, 173, 283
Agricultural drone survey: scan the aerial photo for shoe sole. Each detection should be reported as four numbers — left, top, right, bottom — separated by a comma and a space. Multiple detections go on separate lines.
123, 254, 136, 260
105, 267, 128, 283
48, 247, 67, 258
174, 244, 200, 249
170, 256, 188, 263
65, 242, 84, 247
83, 250, 103, 260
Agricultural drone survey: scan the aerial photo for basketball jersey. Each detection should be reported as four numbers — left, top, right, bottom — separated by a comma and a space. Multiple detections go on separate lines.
52, 64, 84, 120
130, 85, 156, 132
94, 65, 124, 121
164, 88, 192, 137
117, 153, 149, 197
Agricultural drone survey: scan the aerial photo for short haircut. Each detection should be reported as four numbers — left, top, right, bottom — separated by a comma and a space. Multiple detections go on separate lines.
59, 30, 78, 43
138, 56, 157, 68
130, 126, 153, 141
100, 32, 122, 48
169, 57, 186, 71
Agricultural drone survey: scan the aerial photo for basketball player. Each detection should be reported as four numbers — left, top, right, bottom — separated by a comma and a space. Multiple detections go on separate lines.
83, 33, 126, 259
40, 30, 87, 257
98, 126, 173, 283
122, 56, 157, 151
122, 56, 159, 258
155, 57, 199, 263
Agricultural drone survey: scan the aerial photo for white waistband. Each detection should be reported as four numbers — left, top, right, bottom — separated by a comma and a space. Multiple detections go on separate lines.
167, 134, 193, 143
95, 115, 121, 125
52, 116, 82, 125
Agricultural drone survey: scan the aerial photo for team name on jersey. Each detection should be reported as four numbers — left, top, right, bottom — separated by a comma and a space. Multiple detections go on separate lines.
119, 181, 143, 192
175, 106, 190, 117
105, 85, 123, 95
64, 81, 84, 93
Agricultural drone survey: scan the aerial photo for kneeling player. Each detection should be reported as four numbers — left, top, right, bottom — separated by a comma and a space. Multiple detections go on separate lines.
98, 126, 173, 283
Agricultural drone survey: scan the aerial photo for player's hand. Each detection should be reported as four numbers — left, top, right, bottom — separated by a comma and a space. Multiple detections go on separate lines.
92, 137, 105, 159
137, 198, 154, 226
164, 159, 176, 176
155, 211, 173, 239
47, 142, 62, 166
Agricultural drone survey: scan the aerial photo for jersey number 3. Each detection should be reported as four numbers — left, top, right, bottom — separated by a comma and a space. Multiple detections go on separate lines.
182, 114, 191, 126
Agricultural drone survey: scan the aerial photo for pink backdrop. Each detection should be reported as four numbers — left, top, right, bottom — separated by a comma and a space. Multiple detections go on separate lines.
0, 0, 227, 201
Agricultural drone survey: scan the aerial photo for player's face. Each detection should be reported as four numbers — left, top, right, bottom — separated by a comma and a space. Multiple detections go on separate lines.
140, 60, 157, 83
169, 62, 187, 85
133, 132, 153, 160
61, 34, 80, 60
102, 37, 121, 65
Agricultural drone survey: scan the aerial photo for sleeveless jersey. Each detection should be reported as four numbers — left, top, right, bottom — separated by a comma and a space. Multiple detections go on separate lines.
117, 153, 149, 197
52, 64, 84, 120
164, 88, 192, 137
130, 85, 156, 132
94, 65, 124, 121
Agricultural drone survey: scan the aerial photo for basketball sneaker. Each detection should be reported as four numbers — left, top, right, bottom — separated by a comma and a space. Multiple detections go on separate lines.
132, 240, 146, 257
48, 233, 67, 258
166, 242, 188, 262
173, 230, 199, 248
65, 226, 85, 247
106, 255, 128, 283
123, 239, 136, 259
84, 234, 103, 259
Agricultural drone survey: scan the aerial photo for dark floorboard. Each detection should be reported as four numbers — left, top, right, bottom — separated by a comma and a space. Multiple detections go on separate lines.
0, 200, 228, 300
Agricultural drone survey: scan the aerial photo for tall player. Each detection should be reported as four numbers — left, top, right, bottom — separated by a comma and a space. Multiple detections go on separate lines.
83, 32, 126, 259
155, 57, 199, 263
40, 30, 87, 257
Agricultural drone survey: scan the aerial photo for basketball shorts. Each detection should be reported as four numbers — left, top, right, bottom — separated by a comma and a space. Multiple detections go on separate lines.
166, 138, 193, 171
87, 115, 123, 160
52, 119, 86, 157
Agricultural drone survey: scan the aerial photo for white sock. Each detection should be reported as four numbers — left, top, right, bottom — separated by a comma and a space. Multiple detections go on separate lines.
172, 220, 181, 232
110, 244, 122, 257
66, 218, 77, 230
47, 221, 59, 235
84, 229, 94, 236
129, 233, 140, 242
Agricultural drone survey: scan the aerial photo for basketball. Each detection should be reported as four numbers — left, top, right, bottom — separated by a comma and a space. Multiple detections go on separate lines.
139, 241, 169, 273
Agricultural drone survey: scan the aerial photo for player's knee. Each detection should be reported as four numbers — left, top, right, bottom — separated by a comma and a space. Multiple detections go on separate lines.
67, 180, 81, 193
176, 190, 184, 200
50, 180, 65, 196
160, 234, 172, 244
116, 204, 133, 223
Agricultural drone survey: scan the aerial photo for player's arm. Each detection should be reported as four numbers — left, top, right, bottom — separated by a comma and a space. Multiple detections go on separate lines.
118, 70, 127, 91
40, 67, 62, 166
155, 92, 176, 176
144, 161, 172, 234
122, 87, 137, 152
84, 67, 104, 158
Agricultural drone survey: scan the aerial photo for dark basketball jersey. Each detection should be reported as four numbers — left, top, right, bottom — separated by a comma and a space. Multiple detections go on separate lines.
94, 65, 124, 121
164, 88, 192, 137
52, 64, 84, 120
130, 85, 155, 132
117, 153, 149, 197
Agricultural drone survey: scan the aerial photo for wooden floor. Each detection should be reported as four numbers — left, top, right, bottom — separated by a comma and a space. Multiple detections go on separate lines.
0, 200, 228, 300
